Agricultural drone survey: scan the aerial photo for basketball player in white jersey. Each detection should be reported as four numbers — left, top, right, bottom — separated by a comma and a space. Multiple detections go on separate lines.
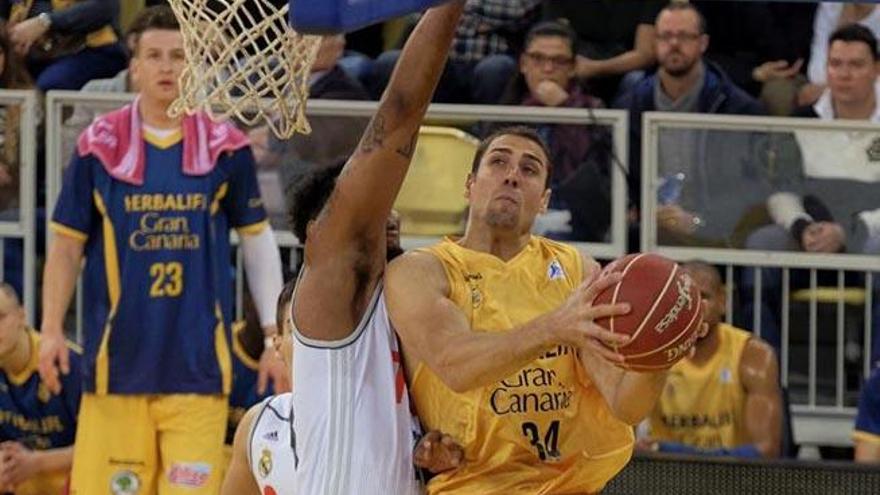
222, 282, 463, 494
284, 2, 468, 493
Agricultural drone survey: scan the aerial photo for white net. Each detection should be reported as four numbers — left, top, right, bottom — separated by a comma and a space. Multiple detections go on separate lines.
167, 0, 322, 139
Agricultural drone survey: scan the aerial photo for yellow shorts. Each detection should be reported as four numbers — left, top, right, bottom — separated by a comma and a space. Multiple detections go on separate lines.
70, 393, 228, 495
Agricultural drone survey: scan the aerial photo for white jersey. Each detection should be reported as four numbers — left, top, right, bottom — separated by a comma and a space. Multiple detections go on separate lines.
248, 393, 297, 495
291, 283, 422, 495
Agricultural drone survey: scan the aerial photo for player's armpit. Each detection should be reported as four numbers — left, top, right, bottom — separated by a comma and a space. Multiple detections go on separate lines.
740, 338, 782, 458
221, 405, 261, 495
386, 251, 558, 393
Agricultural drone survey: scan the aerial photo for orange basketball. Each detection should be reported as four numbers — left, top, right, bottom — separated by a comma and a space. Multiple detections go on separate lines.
594, 253, 703, 371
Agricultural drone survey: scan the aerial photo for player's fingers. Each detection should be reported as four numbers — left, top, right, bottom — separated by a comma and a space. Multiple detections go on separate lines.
585, 302, 631, 322
583, 321, 630, 346
586, 339, 626, 363
59, 346, 70, 375
583, 272, 623, 301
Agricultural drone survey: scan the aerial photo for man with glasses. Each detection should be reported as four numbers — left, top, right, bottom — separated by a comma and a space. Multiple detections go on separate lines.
614, 1, 764, 249
497, 20, 611, 242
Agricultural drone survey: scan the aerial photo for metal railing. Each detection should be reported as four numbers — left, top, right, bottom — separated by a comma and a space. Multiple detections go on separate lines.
642, 112, 880, 446
0, 91, 38, 323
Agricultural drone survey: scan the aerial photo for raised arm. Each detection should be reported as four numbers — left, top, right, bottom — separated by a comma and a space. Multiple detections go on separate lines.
385, 251, 629, 393
295, 2, 465, 342
307, 2, 464, 258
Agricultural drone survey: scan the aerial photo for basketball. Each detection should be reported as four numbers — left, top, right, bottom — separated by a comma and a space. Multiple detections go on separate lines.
594, 253, 703, 371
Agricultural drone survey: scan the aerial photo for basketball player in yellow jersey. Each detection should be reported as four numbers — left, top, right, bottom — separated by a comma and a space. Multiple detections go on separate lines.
639, 261, 782, 458
386, 126, 680, 494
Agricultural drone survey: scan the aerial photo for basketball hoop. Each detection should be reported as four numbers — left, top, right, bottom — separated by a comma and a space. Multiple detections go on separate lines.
167, 0, 322, 139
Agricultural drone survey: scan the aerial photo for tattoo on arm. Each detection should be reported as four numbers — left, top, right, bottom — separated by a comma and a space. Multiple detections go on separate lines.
359, 114, 386, 154
396, 131, 418, 159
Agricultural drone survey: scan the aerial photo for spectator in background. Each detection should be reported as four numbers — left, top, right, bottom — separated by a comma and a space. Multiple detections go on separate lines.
800, 2, 880, 107
367, 0, 540, 103
854, 367, 880, 463
694, 0, 815, 116
543, 0, 664, 104
742, 24, 880, 360
614, 2, 765, 250
638, 262, 783, 459
496, 20, 612, 242
0, 283, 81, 494
1, 0, 127, 91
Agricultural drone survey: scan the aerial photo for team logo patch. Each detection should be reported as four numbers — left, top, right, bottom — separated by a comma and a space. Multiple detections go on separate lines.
37, 383, 51, 403
259, 449, 273, 478
168, 462, 211, 487
720, 367, 733, 384
547, 260, 565, 280
110, 470, 141, 495
263, 430, 279, 442
464, 272, 483, 308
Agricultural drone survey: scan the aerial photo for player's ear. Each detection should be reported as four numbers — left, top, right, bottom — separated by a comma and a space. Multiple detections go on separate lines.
539, 188, 551, 214
305, 220, 317, 240
464, 173, 475, 199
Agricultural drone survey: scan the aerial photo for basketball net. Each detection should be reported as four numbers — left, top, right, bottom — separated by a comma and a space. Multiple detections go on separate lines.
167, 0, 321, 139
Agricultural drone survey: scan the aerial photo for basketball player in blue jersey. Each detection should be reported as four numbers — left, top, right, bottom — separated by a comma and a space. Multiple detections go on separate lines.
0, 284, 81, 495
38, 6, 285, 494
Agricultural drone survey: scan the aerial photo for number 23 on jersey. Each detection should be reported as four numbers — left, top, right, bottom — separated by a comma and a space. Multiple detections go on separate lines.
149, 262, 183, 297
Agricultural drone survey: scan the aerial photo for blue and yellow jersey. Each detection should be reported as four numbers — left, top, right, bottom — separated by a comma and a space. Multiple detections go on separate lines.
227, 321, 273, 444
854, 368, 880, 446
0, 328, 81, 449
0, 329, 81, 495
51, 129, 267, 395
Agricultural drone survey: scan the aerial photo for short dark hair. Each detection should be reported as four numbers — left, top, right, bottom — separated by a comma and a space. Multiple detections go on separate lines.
130, 5, 180, 54
286, 161, 345, 243
471, 126, 553, 188
829, 23, 879, 61
658, 1, 708, 35
525, 20, 577, 56
276, 279, 297, 334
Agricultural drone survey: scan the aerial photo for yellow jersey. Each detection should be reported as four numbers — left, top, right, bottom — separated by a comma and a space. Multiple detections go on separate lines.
649, 323, 752, 449
411, 237, 633, 495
